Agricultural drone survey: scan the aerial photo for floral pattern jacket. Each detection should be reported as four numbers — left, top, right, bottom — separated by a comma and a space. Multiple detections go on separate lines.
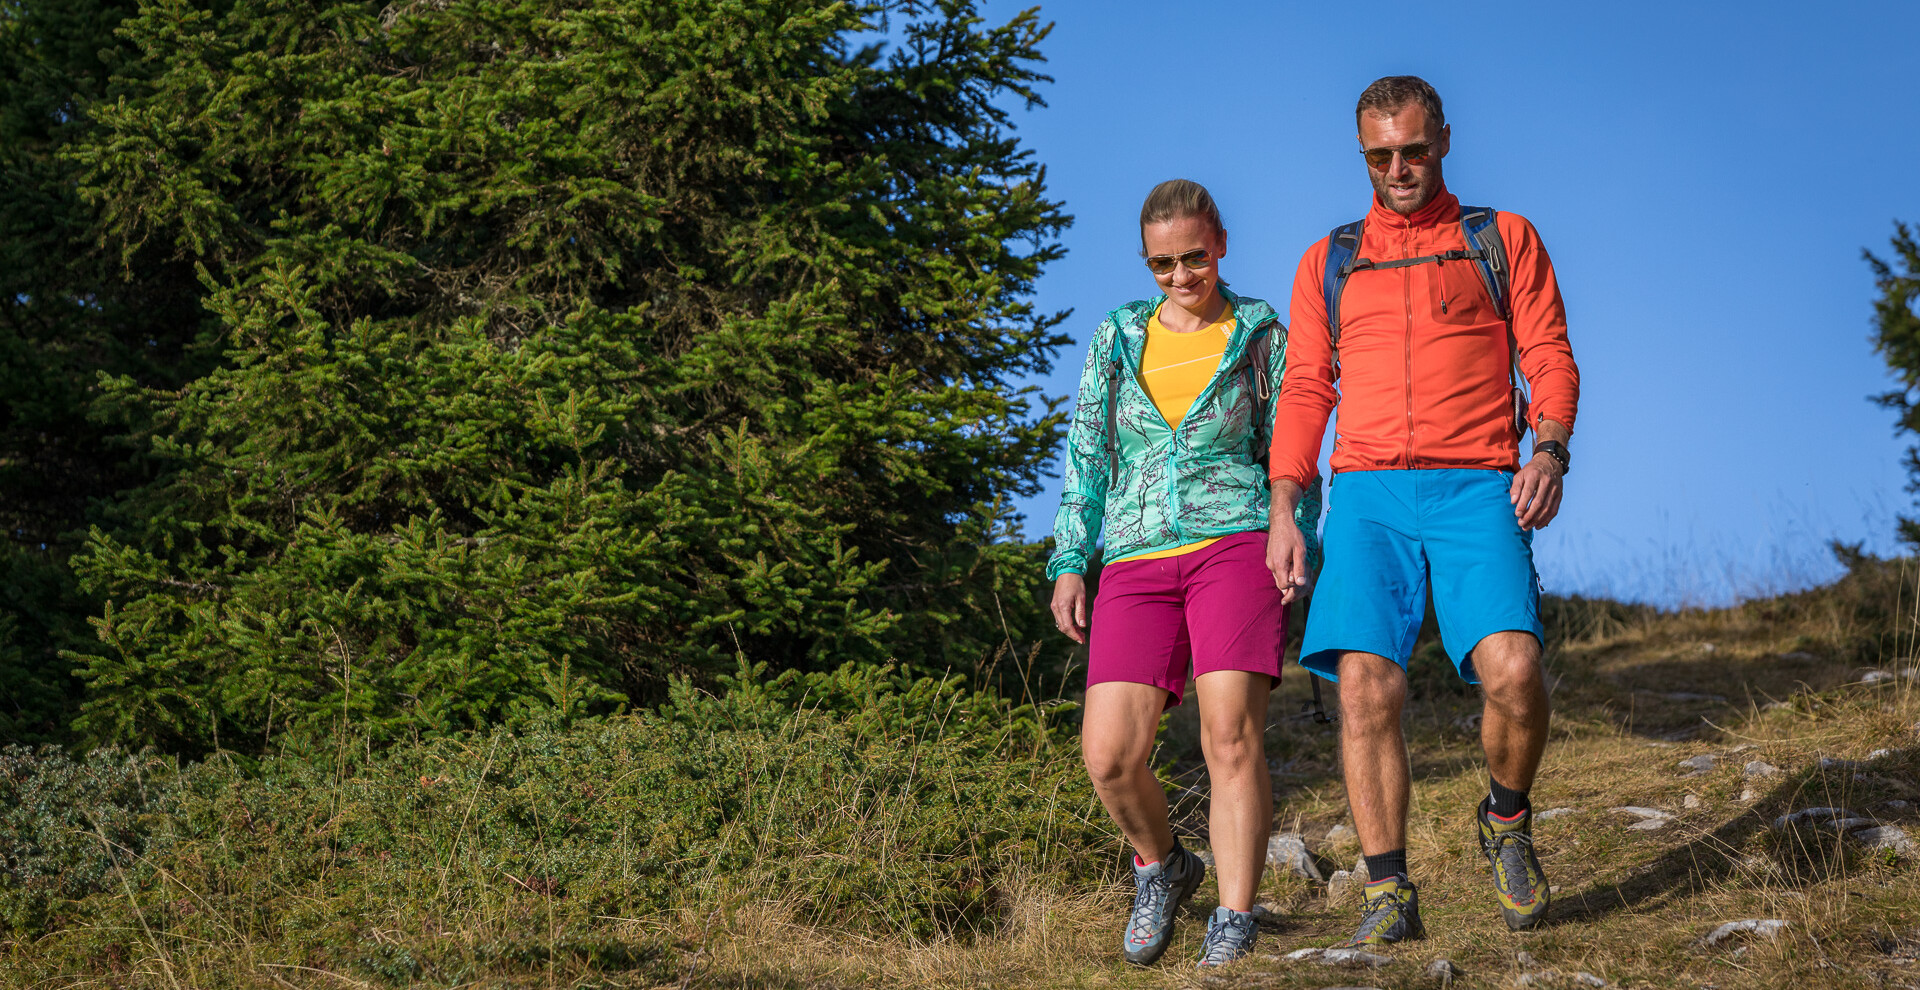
1047, 287, 1324, 579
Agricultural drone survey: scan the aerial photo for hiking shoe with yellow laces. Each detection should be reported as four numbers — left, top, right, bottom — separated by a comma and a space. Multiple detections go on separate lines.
1342, 875, 1425, 946
1477, 797, 1550, 930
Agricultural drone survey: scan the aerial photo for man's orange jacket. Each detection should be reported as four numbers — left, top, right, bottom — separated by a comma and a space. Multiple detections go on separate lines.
1268, 188, 1580, 489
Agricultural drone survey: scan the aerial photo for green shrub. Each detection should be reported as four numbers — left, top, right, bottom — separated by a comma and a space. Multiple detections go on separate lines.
1, 662, 1109, 983
0, 745, 179, 932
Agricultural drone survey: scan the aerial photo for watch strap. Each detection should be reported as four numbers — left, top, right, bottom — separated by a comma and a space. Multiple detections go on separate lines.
1532, 440, 1570, 475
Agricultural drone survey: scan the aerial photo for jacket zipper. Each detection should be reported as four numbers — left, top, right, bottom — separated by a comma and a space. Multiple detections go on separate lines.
1402, 227, 1416, 470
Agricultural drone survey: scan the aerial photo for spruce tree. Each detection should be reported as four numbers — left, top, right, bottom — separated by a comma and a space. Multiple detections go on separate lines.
0, 0, 210, 742
64, 0, 1070, 752
1870, 222, 1920, 545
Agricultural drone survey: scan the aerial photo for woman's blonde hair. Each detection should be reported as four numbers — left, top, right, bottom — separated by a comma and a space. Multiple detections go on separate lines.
1138, 179, 1226, 256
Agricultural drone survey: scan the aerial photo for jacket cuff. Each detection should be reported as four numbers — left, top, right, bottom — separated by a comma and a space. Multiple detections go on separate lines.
1045, 557, 1086, 581
1269, 469, 1318, 490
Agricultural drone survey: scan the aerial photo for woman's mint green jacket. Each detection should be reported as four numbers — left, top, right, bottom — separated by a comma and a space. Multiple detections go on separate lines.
1047, 288, 1323, 579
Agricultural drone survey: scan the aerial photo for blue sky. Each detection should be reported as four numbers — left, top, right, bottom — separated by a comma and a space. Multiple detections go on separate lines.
977, 0, 1919, 606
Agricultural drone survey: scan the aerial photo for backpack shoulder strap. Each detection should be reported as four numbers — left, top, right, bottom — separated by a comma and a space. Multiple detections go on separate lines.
1322, 220, 1365, 351
1457, 206, 1511, 323
1103, 328, 1126, 485
1242, 318, 1275, 402
1240, 318, 1280, 470
1460, 206, 1532, 439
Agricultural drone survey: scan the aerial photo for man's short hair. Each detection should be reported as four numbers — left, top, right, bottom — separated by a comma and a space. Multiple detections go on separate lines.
1355, 76, 1444, 130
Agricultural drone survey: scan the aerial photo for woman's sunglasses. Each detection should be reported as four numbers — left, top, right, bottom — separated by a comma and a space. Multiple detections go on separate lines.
1361, 142, 1433, 170
1144, 249, 1214, 275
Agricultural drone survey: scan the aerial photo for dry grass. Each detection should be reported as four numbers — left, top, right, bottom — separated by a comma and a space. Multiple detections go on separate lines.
651, 557, 1920, 989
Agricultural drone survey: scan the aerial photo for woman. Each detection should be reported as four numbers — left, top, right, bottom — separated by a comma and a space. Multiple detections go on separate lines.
1048, 179, 1321, 968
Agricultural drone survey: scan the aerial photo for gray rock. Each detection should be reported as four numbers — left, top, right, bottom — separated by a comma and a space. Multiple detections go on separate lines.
1194, 848, 1216, 867
1611, 806, 1673, 823
1268, 832, 1324, 880
1626, 818, 1671, 831
1862, 669, 1898, 685
1684, 794, 1703, 809
1575, 974, 1608, 988
1534, 807, 1580, 820
1515, 951, 1540, 968
1677, 754, 1717, 776
1250, 903, 1279, 924
1327, 869, 1356, 901
1284, 946, 1392, 968
1699, 919, 1790, 947
1851, 824, 1917, 856
1744, 760, 1780, 777
1773, 807, 1862, 830
1739, 787, 1761, 801
1782, 651, 1818, 661
1424, 958, 1463, 982
1516, 973, 1601, 988
1326, 823, 1357, 844
1819, 756, 1865, 772
1885, 799, 1912, 811
1871, 748, 1894, 759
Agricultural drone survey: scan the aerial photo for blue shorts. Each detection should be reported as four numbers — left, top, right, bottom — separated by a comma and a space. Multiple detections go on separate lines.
1301, 469, 1542, 683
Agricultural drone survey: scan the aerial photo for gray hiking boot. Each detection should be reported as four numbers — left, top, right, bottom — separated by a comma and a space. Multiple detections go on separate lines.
1341, 875, 1425, 946
1122, 841, 1205, 965
1195, 905, 1259, 967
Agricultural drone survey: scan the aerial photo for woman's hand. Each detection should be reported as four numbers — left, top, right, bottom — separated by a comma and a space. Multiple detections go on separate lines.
1267, 481, 1312, 604
1051, 573, 1090, 644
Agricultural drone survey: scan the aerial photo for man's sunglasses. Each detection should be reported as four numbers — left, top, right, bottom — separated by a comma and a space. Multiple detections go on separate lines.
1144, 249, 1214, 275
1361, 142, 1433, 170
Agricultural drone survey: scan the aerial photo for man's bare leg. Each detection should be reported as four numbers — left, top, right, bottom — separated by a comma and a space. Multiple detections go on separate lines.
1470, 629, 1554, 931
1473, 631, 1549, 794
1336, 652, 1410, 859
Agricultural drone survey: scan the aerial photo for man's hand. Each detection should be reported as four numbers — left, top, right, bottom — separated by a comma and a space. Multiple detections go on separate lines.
1267, 479, 1312, 604
1512, 420, 1570, 530
1510, 454, 1564, 529
1050, 573, 1089, 644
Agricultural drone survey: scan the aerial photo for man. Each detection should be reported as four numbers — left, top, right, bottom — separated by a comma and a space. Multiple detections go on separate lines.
1265, 76, 1580, 945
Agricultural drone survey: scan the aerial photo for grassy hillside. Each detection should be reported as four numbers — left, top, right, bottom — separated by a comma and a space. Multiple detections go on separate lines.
5, 553, 1919, 988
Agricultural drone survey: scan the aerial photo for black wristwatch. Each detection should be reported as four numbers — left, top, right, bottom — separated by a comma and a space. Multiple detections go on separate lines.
1532, 440, 1570, 476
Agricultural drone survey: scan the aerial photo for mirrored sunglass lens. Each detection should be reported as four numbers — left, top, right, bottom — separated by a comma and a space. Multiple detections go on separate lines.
1363, 143, 1431, 168
1146, 257, 1176, 273
1179, 250, 1211, 268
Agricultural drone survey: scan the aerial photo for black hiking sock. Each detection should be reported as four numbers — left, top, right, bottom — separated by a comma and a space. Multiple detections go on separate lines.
1363, 849, 1409, 883
1488, 776, 1531, 819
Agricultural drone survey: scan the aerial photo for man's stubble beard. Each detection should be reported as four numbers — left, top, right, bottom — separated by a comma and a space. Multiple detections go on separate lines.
1370, 168, 1441, 216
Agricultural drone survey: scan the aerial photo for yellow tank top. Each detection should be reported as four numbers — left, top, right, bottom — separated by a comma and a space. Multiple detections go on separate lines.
1107, 301, 1233, 565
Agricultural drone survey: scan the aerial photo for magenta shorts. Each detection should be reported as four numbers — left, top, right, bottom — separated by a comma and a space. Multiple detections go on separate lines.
1088, 530, 1287, 708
